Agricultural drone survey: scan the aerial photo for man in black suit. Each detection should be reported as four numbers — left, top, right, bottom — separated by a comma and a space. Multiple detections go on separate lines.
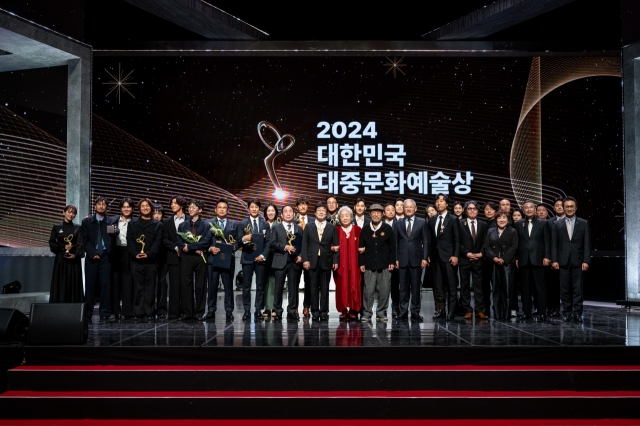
546, 197, 565, 317
515, 200, 551, 321
428, 194, 460, 320
205, 198, 238, 321
81, 196, 119, 322
395, 199, 430, 321
176, 199, 211, 321
269, 204, 303, 320
301, 201, 339, 321
458, 201, 488, 319
237, 198, 270, 321
294, 196, 314, 318
162, 196, 189, 320
352, 197, 371, 228
325, 196, 340, 225
551, 196, 591, 322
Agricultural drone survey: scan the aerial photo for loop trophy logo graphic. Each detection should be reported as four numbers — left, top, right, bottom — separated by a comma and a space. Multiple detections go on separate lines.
257, 121, 295, 200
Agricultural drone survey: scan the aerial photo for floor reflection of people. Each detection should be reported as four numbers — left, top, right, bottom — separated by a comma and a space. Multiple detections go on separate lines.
336, 320, 363, 346
302, 318, 329, 346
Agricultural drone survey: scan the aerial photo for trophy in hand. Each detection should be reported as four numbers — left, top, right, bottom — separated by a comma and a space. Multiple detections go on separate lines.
63, 234, 74, 257
286, 230, 296, 247
243, 223, 256, 250
136, 234, 146, 254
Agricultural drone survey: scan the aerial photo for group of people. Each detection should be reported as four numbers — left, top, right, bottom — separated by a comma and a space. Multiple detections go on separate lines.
48, 193, 590, 324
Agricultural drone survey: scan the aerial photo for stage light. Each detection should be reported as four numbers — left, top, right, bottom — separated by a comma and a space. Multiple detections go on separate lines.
273, 188, 287, 200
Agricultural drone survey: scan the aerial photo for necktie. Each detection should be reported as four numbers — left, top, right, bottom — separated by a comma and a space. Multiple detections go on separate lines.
528, 219, 532, 237
437, 215, 443, 235
567, 218, 573, 240
220, 219, 225, 229
471, 220, 476, 243
317, 224, 323, 256
252, 219, 258, 233
191, 221, 197, 234
287, 224, 291, 232
407, 218, 412, 235
96, 220, 104, 256
300, 216, 306, 230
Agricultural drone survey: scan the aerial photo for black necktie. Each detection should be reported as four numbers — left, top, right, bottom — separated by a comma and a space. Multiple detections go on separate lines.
471, 220, 476, 243
287, 224, 291, 232
191, 221, 197, 234
437, 215, 443, 234
252, 219, 258, 233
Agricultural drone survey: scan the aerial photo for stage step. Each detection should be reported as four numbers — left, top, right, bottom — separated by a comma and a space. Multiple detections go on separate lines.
1, 389, 640, 419
7, 365, 640, 392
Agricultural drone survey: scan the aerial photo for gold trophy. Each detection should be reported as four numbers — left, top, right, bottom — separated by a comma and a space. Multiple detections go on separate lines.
136, 234, 146, 254
63, 234, 74, 256
243, 223, 256, 250
286, 231, 296, 247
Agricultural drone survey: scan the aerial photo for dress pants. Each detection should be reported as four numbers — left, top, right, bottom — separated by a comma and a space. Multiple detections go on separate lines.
481, 261, 493, 316
242, 262, 266, 312
547, 267, 561, 313
84, 255, 112, 321
155, 261, 168, 315
492, 263, 515, 320
432, 256, 458, 314
274, 261, 298, 315
131, 262, 157, 317
207, 263, 235, 314
309, 265, 331, 316
111, 246, 134, 317
560, 264, 584, 315
390, 268, 400, 314
520, 263, 547, 315
167, 261, 182, 319
398, 266, 422, 316
459, 261, 484, 313
362, 269, 391, 319
295, 269, 311, 309
181, 253, 207, 318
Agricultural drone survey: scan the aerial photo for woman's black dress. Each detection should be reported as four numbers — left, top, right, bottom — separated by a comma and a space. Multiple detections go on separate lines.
48, 221, 84, 303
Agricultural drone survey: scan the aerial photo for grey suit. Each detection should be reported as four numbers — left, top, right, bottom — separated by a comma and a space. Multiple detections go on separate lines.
551, 216, 591, 315
396, 215, 430, 317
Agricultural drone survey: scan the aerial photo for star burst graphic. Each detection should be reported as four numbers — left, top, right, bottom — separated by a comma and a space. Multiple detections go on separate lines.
103, 63, 137, 104
383, 56, 407, 78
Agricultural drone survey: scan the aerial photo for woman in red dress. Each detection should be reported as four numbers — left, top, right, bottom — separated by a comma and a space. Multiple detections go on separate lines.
333, 206, 362, 320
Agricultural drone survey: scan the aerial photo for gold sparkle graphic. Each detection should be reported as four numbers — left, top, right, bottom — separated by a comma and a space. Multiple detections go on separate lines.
383, 56, 407, 78
103, 63, 136, 104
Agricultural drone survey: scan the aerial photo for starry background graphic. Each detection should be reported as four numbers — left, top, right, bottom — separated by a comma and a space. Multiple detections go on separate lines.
0, 56, 623, 249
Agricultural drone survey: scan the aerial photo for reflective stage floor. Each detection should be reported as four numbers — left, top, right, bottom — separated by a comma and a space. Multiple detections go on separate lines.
86, 289, 640, 348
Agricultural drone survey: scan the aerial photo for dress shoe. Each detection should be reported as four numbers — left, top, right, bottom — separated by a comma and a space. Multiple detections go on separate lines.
287, 312, 296, 320
178, 315, 192, 321
464, 312, 473, 320
376, 316, 388, 322
225, 312, 234, 321
263, 310, 271, 317
361, 316, 371, 322
303, 308, 310, 317
339, 310, 348, 320
392, 312, 398, 319
274, 314, 283, 321
204, 313, 214, 320
562, 314, 572, 322
254, 310, 263, 319
242, 310, 251, 320
197, 316, 207, 321
146, 315, 155, 321
476, 311, 488, 319
539, 315, 547, 322
445, 313, 455, 321
573, 314, 583, 323
411, 313, 423, 322
348, 311, 358, 320
398, 313, 409, 321
432, 310, 446, 320
320, 314, 329, 321
312, 314, 320, 321
157, 314, 168, 320
294, 309, 299, 317
518, 313, 532, 320
100, 316, 109, 321
550, 310, 561, 318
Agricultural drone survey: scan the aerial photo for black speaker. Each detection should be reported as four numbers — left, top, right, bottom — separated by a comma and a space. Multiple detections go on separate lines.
0, 308, 29, 342
29, 303, 88, 345
2, 280, 21, 294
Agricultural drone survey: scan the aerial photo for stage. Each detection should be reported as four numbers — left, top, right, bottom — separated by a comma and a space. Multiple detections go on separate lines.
81, 289, 639, 348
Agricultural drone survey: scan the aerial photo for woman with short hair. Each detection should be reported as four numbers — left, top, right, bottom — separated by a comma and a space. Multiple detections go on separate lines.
334, 206, 362, 320
49, 205, 84, 303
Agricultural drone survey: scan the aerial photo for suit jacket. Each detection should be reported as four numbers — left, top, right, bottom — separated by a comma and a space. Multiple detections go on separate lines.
205, 217, 239, 265
428, 213, 460, 262
162, 214, 189, 265
237, 216, 270, 263
301, 221, 339, 270
514, 217, 551, 266
127, 217, 164, 262
176, 217, 212, 252
483, 226, 518, 265
81, 214, 119, 258
352, 215, 372, 228
458, 218, 487, 266
358, 222, 396, 270
269, 221, 303, 270
396, 215, 430, 268
551, 216, 591, 267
